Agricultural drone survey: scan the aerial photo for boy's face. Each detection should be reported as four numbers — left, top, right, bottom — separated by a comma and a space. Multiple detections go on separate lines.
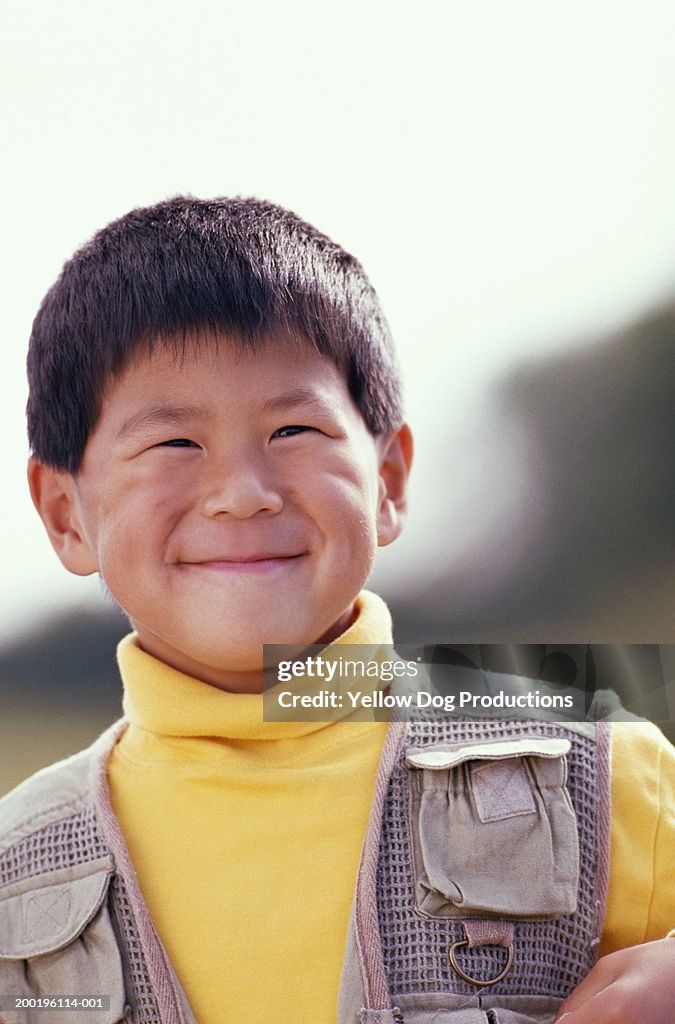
31, 335, 411, 691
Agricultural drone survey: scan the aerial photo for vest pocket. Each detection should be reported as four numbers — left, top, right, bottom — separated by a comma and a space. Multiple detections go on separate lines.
406, 737, 579, 919
0, 856, 128, 1023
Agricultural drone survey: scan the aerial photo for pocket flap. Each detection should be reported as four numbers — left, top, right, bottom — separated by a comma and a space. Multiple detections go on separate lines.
0, 855, 114, 958
406, 736, 571, 770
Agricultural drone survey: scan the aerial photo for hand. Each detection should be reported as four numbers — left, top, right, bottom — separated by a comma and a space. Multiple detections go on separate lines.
553, 938, 675, 1022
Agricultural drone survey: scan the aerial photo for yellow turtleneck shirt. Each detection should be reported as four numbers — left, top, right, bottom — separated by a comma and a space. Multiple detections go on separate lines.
108, 591, 391, 1024
108, 592, 675, 1022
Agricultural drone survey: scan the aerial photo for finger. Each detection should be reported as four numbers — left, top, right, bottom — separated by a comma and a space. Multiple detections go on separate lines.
554, 975, 616, 1022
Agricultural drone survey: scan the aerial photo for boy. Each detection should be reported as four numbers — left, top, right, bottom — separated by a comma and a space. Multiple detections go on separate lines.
0, 196, 673, 1024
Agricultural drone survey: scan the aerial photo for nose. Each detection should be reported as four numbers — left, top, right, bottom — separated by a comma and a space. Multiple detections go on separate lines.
199, 451, 284, 520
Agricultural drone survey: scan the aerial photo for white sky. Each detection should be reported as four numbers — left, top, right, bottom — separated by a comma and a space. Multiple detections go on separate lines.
2, 0, 675, 641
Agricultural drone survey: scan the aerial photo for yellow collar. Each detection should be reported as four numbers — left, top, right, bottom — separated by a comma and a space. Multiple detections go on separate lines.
116, 590, 393, 741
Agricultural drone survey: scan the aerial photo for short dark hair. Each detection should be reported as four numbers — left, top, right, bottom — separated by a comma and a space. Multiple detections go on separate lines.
27, 196, 403, 472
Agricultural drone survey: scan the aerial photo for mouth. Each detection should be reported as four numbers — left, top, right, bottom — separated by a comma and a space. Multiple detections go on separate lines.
180, 553, 307, 573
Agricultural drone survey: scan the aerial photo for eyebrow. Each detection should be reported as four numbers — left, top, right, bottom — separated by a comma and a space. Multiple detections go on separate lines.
114, 389, 335, 442
260, 388, 333, 414
114, 404, 206, 441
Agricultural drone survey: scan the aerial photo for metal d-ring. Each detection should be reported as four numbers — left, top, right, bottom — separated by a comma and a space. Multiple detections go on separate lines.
448, 939, 515, 987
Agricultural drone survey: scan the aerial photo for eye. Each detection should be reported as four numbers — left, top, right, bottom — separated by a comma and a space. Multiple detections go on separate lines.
157, 438, 200, 448
271, 425, 314, 439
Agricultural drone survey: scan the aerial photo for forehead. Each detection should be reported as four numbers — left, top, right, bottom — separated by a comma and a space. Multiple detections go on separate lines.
97, 331, 355, 425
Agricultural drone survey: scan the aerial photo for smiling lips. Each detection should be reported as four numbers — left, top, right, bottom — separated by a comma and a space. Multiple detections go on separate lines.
182, 553, 306, 572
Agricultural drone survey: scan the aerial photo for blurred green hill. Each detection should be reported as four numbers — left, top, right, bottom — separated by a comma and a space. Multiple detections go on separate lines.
0, 606, 128, 794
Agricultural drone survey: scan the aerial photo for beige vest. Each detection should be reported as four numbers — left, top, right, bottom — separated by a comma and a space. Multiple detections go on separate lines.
0, 718, 610, 1024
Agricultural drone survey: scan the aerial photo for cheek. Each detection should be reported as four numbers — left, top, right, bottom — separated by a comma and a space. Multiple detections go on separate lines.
313, 475, 380, 560
94, 489, 177, 574
310, 445, 380, 508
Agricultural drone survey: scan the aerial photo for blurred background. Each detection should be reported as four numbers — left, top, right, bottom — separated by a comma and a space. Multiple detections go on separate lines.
2, 0, 674, 794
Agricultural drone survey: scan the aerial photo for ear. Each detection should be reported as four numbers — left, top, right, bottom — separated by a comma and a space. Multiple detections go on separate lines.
27, 457, 99, 576
375, 423, 413, 547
